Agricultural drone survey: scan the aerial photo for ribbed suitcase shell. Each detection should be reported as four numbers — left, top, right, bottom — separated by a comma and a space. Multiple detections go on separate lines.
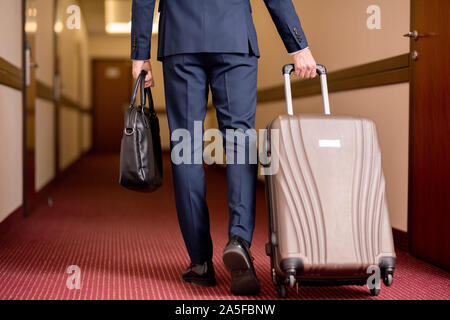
265, 114, 396, 287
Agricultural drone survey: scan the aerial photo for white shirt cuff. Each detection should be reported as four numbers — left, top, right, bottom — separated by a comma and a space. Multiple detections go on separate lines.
289, 47, 309, 55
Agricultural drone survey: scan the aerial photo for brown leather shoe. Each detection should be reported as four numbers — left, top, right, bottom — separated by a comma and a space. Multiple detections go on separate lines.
222, 235, 261, 295
181, 260, 216, 287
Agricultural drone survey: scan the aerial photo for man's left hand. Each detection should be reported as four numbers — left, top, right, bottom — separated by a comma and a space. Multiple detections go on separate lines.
292, 48, 317, 78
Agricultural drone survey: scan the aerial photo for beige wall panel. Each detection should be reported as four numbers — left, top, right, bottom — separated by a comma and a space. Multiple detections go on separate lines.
158, 113, 170, 151
35, 0, 54, 86
59, 106, 80, 170
56, 0, 90, 106
0, 86, 23, 223
0, 0, 23, 221
204, 109, 218, 131
53, 0, 90, 173
78, 34, 91, 108
35, 98, 55, 191
329, 84, 409, 232
0, 0, 22, 67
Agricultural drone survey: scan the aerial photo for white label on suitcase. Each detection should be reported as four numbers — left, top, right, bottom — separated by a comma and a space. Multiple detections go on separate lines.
318, 139, 341, 148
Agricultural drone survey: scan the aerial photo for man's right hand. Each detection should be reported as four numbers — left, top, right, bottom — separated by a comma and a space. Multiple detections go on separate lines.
132, 60, 154, 88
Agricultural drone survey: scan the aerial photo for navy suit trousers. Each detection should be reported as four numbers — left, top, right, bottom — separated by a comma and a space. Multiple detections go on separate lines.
163, 53, 258, 264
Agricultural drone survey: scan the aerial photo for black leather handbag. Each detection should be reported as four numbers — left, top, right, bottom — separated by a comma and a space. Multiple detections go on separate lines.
119, 70, 163, 192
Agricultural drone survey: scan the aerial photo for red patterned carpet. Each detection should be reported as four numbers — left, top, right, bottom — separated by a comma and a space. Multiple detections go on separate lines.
0, 153, 449, 300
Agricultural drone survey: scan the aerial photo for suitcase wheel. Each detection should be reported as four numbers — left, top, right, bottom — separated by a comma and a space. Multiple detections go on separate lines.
277, 284, 288, 299
275, 276, 288, 298
370, 287, 380, 296
265, 242, 272, 257
288, 274, 296, 288
383, 273, 394, 287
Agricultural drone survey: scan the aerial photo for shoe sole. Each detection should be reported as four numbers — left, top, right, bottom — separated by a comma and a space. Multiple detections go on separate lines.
181, 276, 216, 287
223, 248, 260, 295
223, 247, 251, 271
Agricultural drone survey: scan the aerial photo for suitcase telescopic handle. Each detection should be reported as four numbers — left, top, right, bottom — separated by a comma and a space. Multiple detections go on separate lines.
282, 64, 331, 116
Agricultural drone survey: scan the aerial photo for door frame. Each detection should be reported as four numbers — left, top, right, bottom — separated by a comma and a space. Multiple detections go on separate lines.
22, 0, 59, 217
407, 0, 416, 252
22, 0, 39, 217
21, 0, 38, 217
407, 0, 450, 270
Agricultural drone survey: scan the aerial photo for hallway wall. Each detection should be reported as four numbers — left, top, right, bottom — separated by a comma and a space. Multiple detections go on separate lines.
35, 98, 55, 191
255, 0, 410, 87
0, 0, 23, 223
56, 0, 92, 170
33, 0, 92, 186
0, 0, 93, 223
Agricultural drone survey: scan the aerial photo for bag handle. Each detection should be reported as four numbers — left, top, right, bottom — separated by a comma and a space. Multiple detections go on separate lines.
125, 71, 157, 135
145, 87, 156, 114
130, 70, 156, 114
130, 70, 148, 107
130, 70, 145, 107
282, 64, 330, 116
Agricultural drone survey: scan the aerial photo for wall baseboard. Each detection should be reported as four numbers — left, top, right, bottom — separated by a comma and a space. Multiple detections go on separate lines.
56, 148, 93, 181
34, 177, 58, 208
0, 205, 23, 235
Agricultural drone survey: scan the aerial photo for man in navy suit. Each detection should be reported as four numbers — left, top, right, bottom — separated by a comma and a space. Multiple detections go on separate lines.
131, 0, 316, 295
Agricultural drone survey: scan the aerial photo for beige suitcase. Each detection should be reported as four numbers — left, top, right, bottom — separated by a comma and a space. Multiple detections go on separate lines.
263, 64, 396, 298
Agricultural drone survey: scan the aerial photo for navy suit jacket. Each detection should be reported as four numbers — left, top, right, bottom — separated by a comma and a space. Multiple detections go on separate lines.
131, 0, 309, 61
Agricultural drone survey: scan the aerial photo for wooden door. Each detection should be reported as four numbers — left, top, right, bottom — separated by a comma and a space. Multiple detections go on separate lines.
93, 60, 132, 152
409, 0, 450, 270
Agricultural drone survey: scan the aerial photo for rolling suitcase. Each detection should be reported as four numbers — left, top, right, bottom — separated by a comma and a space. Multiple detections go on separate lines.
263, 64, 396, 298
